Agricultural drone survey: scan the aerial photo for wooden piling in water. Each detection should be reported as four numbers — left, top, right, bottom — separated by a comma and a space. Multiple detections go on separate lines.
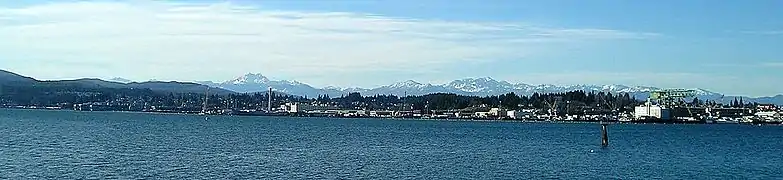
601, 122, 609, 147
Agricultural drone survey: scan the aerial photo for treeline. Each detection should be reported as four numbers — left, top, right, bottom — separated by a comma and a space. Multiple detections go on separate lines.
1, 83, 640, 113
0, 84, 306, 109
317, 90, 640, 112
0, 84, 156, 106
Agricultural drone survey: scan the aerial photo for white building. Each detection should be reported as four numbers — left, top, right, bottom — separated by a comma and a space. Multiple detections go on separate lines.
285, 102, 339, 113
489, 108, 505, 117
370, 111, 394, 117
507, 110, 531, 119
634, 104, 671, 120
475, 112, 491, 118
755, 111, 781, 118
454, 112, 472, 118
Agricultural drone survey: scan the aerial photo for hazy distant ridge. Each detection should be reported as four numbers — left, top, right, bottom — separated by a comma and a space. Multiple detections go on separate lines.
0, 70, 233, 95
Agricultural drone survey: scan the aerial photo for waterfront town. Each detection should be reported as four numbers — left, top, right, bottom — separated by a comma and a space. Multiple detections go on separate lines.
2, 86, 781, 124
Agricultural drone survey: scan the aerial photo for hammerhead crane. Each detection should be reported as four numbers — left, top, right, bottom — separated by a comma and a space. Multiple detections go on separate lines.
597, 94, 619, 114
649, 89, 697, 117
649, 89, 696, 107
543, 96, 562, 116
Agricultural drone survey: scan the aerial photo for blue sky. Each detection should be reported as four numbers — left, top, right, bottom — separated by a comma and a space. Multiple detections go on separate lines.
0, 0, 781, 96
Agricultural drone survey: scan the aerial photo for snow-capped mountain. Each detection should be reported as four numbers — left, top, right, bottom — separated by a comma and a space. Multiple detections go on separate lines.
437, 78, 722, 98
198, 74, 726, 100
108, 77, 133, 83
446, 77, 516, 94
226, 73, 270, 85
193, 73, 783, 104
197, 73, 325, 97
389, 80, 430, 89
360, 80, 449, 96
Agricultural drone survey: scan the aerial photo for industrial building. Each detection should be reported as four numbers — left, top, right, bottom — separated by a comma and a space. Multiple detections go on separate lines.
634, 104, 670, 120
633, 89, 697, 121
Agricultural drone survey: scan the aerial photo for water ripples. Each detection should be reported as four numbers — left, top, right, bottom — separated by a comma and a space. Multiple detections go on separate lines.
1, 109, 782, 179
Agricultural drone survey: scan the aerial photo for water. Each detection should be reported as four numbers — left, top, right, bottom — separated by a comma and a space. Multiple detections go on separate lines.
1, 109, 781, 179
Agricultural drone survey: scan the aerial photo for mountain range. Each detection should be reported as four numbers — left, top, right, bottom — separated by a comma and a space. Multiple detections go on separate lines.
197, 73, 782, 105
1, 69, 780, 105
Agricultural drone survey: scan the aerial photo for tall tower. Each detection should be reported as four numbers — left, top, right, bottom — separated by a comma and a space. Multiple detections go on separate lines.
268, 87, 273, 112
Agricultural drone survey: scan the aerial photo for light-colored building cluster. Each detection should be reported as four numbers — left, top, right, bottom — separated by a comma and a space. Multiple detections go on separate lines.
281, 102, 538, 119
633, 103, 783, 123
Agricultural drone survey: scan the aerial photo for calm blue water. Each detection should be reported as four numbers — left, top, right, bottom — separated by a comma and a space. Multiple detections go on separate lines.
1, 109, 781, 179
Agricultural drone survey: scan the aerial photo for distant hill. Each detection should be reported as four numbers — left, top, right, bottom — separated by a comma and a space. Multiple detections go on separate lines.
42, 78, 129, 89
127, 81, 234, 95
0, 70, 37, 85
748, 95, 783, 105
0, 70, 234, 95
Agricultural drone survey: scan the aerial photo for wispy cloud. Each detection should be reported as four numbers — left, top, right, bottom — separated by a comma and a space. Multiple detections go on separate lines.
0, 1, 657, 83
761, 62, 783, 67
739, 30, 783, 35
706, 62, 783, 68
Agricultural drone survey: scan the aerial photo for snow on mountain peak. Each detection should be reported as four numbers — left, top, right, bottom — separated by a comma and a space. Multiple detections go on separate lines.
196, 72, 734, 99
456, 77, 500, 83
324, 86, 343, 90
389, 80, 427, 88
691, 88, 719, 96
108, 77, 132, 83
475, 77, 496, 82
600, 84, 631, 91
281, 80, 305, 86
445, 77, 517, 93
228, 73, 269, 84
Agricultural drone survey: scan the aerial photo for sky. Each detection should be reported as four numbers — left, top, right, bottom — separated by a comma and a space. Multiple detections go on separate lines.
0, 0, 781, 97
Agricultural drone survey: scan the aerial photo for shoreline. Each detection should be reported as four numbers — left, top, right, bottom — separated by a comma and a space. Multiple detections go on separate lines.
2, 107, 780, 125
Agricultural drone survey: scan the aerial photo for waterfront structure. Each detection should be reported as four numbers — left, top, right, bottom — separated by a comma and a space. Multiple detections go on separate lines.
650, 89, 696, 107
634, 89, 698, 121
284, 102, 340, 113
634, 103, 671, 120
454, 112, 472, 118
489, 108, 505, 117
706, 107, 749, 118
369, 111, 394, 117
755, 111, 781, 119
506, 110, 524, 119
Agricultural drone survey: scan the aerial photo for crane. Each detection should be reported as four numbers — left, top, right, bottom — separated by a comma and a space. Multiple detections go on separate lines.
649, 89, 696, 107
543, 96, 562, 117
649, 89, 698, 118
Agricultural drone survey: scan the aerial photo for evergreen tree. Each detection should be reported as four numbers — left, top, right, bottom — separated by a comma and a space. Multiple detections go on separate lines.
739, 97, 744, 107
732, 97, 739, 107
691, 97, 702, 106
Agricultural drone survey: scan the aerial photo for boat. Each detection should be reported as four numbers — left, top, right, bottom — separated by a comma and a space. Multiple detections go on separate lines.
714, 117, 739, 124
703, 116, 715, 124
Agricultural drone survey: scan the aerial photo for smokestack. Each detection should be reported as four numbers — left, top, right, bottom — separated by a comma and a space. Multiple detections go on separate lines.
268, 87, 273, 112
